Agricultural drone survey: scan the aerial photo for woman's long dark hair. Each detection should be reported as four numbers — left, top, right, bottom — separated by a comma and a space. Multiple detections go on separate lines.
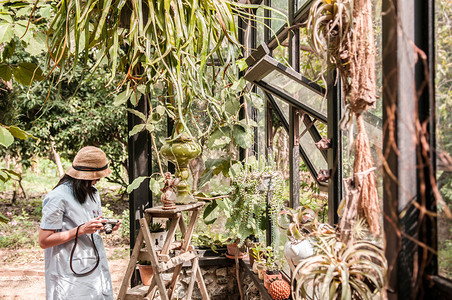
55, 174, 97, 204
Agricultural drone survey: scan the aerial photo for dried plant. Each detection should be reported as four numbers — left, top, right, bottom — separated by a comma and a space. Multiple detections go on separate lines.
292, 238, 387, 300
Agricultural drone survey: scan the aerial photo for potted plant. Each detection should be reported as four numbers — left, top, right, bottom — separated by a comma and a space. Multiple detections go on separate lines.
290, 217, 387, 299
224, 157, 286, 248
249, 241, 266, 272
263, 247, 284, 290
148, 222, 168, 251
225, 236, 247, 259
278, 206, 334, 270
136, 260, 154, 286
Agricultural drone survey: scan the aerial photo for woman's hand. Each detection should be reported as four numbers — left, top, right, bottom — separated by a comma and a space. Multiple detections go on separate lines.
79, 216, 105, 235
112, 220, 122, 231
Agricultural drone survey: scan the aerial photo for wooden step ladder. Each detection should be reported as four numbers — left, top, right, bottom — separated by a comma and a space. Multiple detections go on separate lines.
117, 202, 210, 300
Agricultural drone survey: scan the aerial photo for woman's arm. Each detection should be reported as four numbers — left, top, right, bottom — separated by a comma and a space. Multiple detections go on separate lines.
39, 217, 105, 249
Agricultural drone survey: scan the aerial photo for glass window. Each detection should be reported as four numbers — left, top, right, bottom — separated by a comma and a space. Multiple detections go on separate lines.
270, 0, 288, 34
261, 69, 327, 119
436, 0, 452, 279
300, 121, 328, 173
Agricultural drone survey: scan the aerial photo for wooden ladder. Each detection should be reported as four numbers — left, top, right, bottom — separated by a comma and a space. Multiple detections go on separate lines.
117, 202, 210, 300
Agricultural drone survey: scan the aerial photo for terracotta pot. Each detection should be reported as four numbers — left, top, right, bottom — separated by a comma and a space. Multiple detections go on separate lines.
264, 270, 282, 290
138, 265, 154, 286
226, 243, 246, 259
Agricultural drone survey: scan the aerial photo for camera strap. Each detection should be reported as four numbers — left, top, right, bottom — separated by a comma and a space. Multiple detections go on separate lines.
70, 224, 100, 276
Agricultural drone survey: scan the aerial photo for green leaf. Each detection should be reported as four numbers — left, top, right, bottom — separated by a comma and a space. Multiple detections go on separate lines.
155, 105, 166, 116
225, 96, 240, 115
145, 124, 155, 132
0, 23, 13, 43
207, 127, 231, 149
114, 89, 132, 106
126, 108, 146, 121
24, 32, 47, 56
203, 200, 218, 219
0, 126, 14, 147
149, 178, 161, 194
129, 124, 145, 136
233, 124, 253, 149
12, 63, 44, 85
246, 93, 264, 112
197, 168, 214, 189
0, 64, 12, 81
129, 89, 142, 106
0, 14, 13, 23
7, 126, 33, 140
0, 213, 9, 223
236, 58, 248, 71
127, 176, 147, 193
230, 78, 246, 93
2, 41, 15, 60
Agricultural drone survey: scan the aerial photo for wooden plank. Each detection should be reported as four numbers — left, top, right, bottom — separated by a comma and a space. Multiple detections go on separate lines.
140, 218, 169, 300
117, 215, 148, 300
145, 203, 205, 217
145, 276, 158, 300
161, 214, 181, 254
167, 264, 183, 299
124, 284, 149, 300
195, 263, 210, 300
181, 208, 201, 251
185, 257, 199, 300
159, 251, 197, 272
179, 216, 187, 239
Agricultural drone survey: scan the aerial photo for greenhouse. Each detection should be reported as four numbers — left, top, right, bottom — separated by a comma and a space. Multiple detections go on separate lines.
0, 0, 450, 299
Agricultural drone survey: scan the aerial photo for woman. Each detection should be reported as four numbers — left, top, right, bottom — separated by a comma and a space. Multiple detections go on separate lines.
39, 146, 121, 300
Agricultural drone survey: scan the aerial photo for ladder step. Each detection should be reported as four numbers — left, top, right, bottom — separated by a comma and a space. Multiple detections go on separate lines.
124, 284, 150, 300
137, 241, 184, 261
159, 251, 197, 272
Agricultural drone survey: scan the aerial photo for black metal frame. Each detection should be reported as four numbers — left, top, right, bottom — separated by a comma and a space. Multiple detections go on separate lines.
125, 0, 452, 297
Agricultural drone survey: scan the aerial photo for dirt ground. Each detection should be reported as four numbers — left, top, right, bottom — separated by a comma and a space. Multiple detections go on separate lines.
0, 246, 129, 299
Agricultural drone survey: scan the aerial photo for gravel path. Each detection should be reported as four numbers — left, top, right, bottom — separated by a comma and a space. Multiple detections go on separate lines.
0, 246, 129, 299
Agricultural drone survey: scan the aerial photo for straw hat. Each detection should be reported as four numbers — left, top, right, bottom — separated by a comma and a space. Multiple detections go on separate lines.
65, 146, 112, 180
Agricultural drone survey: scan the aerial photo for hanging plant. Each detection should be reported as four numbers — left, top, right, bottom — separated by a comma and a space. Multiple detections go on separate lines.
306, 0, 381, 240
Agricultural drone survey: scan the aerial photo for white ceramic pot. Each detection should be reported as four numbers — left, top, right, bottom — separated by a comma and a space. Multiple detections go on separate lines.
284, 238, 314, 271
150, 231, 168, 251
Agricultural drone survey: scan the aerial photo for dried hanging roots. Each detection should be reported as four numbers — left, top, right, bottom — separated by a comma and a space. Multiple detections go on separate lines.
307, 0, 381, 239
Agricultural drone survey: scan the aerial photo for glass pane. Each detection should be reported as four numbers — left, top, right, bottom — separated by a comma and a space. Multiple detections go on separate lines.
299, 27, 326, 87
256, 8, 265, 46
436, 0, 452, 279
256, 88, 267, 158
261, 69, 327, 118
270, 0, 288, 34
296, 0, 310, 12
272, 94, 289, 122
300, 122, 328, 173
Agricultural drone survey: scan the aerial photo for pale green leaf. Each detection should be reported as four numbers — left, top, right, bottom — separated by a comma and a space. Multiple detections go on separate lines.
145, 124, 155, 132
0, 126, 14, 147
127, 176, 147, 193
0, 23, 13, 43
233, 124, 252, 149
236, 58, 248, 71
114, 89, 132, 106
126, 108, 146, 121
149, 178, 161, 194
129, 90, 143, 106
207, 127, 231, 149
0, 14, 13, 23
128, 124, 145, 137
7, 126, 34, 140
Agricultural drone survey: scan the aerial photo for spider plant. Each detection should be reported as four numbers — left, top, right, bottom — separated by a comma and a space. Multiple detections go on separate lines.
45, 0, 287, 139
292, 237, 387, 300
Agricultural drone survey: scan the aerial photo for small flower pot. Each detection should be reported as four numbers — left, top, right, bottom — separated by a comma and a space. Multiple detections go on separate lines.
256, 262, 266, 280
252, 261, 259, 274
264, 270, 282, 290
226, 243, 246, 259
137, 265, 154, 286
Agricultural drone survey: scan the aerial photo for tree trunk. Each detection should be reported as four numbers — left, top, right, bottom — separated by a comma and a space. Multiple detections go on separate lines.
50, 136, 64, 177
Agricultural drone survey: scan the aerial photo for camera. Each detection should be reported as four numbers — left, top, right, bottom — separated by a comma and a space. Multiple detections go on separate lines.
102, 219, 119, 234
